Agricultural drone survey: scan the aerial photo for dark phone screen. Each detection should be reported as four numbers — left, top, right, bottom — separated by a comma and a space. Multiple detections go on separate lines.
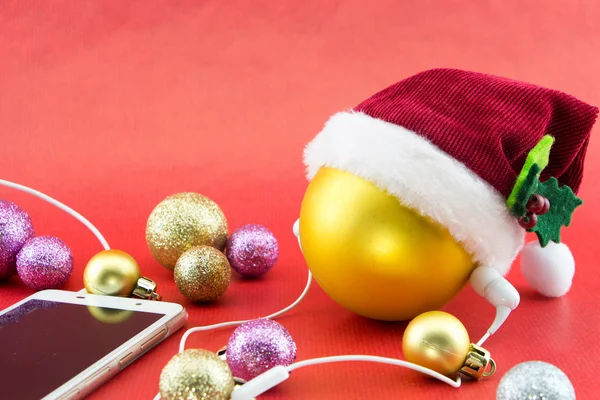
0, 299, 164, 400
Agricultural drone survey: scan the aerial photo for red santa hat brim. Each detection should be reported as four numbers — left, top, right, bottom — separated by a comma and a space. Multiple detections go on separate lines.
303, 111, 525, 275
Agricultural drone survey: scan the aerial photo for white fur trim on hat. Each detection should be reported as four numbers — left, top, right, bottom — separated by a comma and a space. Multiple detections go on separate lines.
303, 111, 525, 275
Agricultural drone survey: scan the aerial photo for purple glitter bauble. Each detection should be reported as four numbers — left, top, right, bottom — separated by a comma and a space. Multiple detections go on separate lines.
225, 224, 279, 278
226, 319, 296, 381
16, 236, 74, 291
0, 200, 35, 280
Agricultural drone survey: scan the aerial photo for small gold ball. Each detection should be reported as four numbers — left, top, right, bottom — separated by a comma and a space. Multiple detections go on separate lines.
174, 246, 231, 302
402, 311, 471, 376
83, 249, 141, 297
146, 192, 229, 270
159, 349, 235, 400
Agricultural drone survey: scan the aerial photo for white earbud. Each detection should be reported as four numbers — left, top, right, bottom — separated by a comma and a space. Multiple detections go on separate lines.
293, 218, 302, 251
470, 266, 520, 337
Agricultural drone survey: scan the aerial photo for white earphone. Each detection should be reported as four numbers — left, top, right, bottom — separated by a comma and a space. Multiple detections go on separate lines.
470, 265, 520, 343
0, 179, 519, 400
228, 220, 520, 400
294, 218, 519, 338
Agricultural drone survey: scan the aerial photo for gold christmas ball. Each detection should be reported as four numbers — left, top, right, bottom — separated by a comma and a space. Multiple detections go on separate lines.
299, 167, 475, 321
402, 311, 470, 376
174, 246, 231, 302
146, 192, 228, 270
83, 250, 140, 297
159, 349, 235, 400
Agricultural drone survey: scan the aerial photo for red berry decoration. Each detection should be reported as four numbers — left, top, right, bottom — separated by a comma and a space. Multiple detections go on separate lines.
518, 212, 538, 229
538, 197, 550, 215
526, 194, 546, 214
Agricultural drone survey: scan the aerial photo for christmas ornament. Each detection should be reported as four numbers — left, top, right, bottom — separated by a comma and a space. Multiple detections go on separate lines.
226, 224, 279, 278
226, 319, 297, 381
146, 192, 228, 270
402, 311, 495, 378
300, 167, 474, 321
0, 199, 35, 280
496, 361, 575, 400
84, 249, 161, 300
297, 68, 597, 322
159, 349, 235, 400
520, 241, 575, 297
174, 246, 231, 302
16, 236, 73, 290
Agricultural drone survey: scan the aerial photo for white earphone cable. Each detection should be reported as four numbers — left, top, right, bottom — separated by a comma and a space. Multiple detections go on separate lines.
0, 183, 492, 398
150, 269, 314, 399
287, 355, 461, 387
156, 355, 461, 400
0, 179, 110, 250
178, 269, 313, 353
476, 331, 491, 346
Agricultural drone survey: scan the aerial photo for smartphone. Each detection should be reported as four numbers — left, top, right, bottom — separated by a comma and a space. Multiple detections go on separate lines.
0, 289, 187, 400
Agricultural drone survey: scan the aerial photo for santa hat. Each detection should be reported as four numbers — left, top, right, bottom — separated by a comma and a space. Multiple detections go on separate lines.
304, 68, 598, 297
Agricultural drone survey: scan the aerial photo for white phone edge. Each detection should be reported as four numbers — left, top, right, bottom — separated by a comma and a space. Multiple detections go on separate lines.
0, 289, 188, 400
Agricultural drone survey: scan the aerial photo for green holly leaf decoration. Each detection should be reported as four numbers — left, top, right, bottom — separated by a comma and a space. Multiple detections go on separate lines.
507, 135, 554, 217
529, 178, 583, 246
509, 162, 542, 218
506, 135, 583, 247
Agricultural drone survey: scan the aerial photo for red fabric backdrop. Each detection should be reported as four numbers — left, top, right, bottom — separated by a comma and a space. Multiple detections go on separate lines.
1, 1, 599, 399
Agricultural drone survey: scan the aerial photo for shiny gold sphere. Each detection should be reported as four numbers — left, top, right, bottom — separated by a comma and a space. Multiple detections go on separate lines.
146, 192, 228, 270
299, 167, 475, 321
402, 311, 470, 376
174, 246, 231, 302
159, 349, 235, 400
87, 306, 134, 324
83, 249, 140, 297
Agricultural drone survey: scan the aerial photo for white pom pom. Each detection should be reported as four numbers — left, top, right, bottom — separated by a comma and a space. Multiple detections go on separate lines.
520, 241, 575, 297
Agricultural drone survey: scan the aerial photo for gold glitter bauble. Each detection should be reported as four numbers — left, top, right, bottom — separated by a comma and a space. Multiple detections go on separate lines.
174, 246, 231, 302
146, 192, 228, 270
83, 250, 141, 297
159, 349, 235, 400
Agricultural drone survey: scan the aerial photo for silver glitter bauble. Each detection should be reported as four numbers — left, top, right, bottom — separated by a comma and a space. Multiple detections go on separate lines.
496, 361, 575, 400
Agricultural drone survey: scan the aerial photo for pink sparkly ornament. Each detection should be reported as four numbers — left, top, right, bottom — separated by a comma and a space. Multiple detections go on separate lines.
226, 319, 296, 381
225, 224, 279, 278
16, 236, 74, 291
0, 200, 35, 280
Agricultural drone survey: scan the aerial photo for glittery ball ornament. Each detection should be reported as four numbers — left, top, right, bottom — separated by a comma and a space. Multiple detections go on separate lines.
174, 246, 231, 302
16, 236, 73, 290
226, 224, 279, 278
226, 319, 297, 381
146, 193, 228, 270
0, 200, 35, 280
159, 349, 235, 400
496, 361, 575, 400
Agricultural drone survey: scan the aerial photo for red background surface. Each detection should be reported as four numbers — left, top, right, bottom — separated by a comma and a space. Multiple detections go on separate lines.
1, 1, 599, 399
